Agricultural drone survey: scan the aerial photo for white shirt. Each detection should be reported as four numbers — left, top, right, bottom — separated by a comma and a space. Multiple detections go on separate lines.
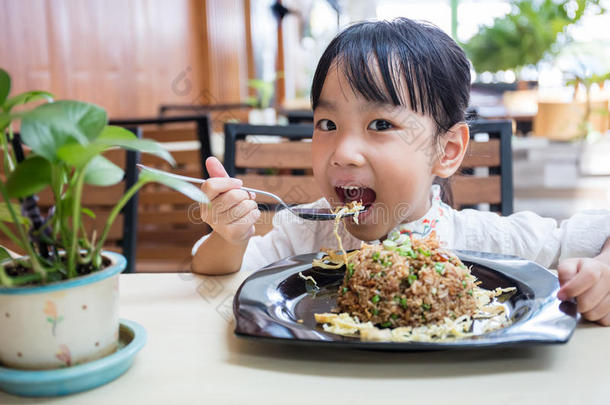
192, 185, 610, 272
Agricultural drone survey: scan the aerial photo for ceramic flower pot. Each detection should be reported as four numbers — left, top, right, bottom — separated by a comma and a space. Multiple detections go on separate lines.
0, 251, 125, 370
533, 100, 609, 140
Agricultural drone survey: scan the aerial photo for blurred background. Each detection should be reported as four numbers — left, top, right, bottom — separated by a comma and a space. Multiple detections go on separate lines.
1, 0, 609, 270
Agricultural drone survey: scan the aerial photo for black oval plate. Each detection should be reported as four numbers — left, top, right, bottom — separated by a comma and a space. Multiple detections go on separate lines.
233, 250, 579, 350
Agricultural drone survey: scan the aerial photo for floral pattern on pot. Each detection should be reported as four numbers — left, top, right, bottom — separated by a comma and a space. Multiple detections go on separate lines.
44, 300, 64, 337
55, 344, 71, 367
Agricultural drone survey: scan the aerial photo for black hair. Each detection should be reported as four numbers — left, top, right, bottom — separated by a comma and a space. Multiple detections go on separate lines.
310, 18, 472, 206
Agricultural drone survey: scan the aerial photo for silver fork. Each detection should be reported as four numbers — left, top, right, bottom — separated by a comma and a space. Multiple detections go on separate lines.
136, 164, 361, 220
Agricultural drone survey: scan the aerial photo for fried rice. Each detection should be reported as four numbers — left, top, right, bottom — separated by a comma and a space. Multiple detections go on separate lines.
335, 234, 478, 328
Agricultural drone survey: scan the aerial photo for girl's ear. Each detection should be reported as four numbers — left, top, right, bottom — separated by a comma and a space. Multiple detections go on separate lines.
431, 122, 469, 178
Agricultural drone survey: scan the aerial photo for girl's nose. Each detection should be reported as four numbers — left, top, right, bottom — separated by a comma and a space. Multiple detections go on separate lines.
330, 131, 367, 168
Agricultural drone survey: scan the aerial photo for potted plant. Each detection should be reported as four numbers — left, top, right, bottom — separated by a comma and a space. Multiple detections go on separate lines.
0, 68, 208, 370
245, 74, 281, 125
534, 71, 609, 141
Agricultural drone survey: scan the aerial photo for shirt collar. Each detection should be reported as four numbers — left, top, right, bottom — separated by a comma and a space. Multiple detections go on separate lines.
388, 184, 444, 241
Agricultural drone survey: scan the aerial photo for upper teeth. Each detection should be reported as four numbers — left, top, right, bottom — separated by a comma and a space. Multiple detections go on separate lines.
340, 186, 362, 190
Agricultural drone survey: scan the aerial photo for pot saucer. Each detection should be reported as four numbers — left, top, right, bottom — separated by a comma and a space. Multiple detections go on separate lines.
0, 319, 146, 397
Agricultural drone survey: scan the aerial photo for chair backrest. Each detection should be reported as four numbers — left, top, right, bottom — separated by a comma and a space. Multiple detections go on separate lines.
223, 120, 513, 235
459, 120, 513, 215
109, 115, 213, 272
283, 109, 313, 124
2, 131, 140, 273
109, 114, 212, 178
157, 103, 251, 133
224, 123, 315, 235
158, 103, 251, 116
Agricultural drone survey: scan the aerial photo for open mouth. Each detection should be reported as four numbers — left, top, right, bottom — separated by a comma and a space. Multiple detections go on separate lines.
334, 185, 377, 208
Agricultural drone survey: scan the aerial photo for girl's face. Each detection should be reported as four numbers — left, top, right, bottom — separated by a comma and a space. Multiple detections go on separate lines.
312, 66, 440, 242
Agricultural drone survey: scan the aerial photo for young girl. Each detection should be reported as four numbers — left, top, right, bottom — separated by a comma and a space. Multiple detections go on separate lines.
191, 18, 610, 325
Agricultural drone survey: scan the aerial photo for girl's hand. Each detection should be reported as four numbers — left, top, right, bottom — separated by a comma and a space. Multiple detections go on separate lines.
557, 254, 610, 326
199, 157, 260, 246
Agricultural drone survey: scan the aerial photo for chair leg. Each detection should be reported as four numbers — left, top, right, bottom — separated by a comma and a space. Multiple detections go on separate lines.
121, 127, 141, 273
196, 117, 212, 179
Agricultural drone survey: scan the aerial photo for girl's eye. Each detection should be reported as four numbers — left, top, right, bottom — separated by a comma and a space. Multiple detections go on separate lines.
317, 119, 336, 131
368, 119, 393, 131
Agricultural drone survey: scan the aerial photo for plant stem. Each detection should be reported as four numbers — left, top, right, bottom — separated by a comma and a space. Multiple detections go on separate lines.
0, 182, 46, 279
67, 170, 86, 277
77, 222, 93, 265
50, 165, 62, 238
93, 178, 146, 260
80, 220, 92, 248
7, 124, 17, 170
0, 127, 15, 174
0, 266, 14, 287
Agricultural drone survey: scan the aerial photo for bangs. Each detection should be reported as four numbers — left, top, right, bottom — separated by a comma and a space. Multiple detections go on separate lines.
336, 33, 428, 114
311, 18, 471, 133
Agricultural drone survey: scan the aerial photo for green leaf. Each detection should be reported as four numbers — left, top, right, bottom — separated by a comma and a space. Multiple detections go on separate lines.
0, 69, 10, 107
0, 245, 14, 262
98, 125, 136, 141
463, 0, 605, 73
139, 170, 209, 203
81, 207, 96, 219
58, 126, 176, 168
20, 101, 107, 162
3, 90, 54, 112
84, 155, 124, 186
97, 126, 176, 166
0, 249, 14, 286
5, 156, 52, 198
0, 202, 29, 224
56, 142, 105, 169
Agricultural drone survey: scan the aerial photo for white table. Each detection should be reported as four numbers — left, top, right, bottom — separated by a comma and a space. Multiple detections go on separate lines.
2, 272, 609, 404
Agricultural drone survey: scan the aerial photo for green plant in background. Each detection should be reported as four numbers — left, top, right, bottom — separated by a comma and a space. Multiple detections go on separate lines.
0, 68, 209, 287
246, 79, 274, 109
463, 0, 605, 74
245, 72, 283, 109
565, 71, 610, 140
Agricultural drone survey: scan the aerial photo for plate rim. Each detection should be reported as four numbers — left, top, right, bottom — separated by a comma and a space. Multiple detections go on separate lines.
233, 250, 580, 350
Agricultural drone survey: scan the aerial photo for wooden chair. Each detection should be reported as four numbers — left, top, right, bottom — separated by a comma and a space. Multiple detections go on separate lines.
282, 109, 313, 124
2, 132, 140, 273
109, 115, 213, 272
158, 103, 251, 116
109, 115, 211, 178
459, 120, 513, 215
157, 103, 251, 133
224, 123, 315, 235
223, 120, 513, 235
